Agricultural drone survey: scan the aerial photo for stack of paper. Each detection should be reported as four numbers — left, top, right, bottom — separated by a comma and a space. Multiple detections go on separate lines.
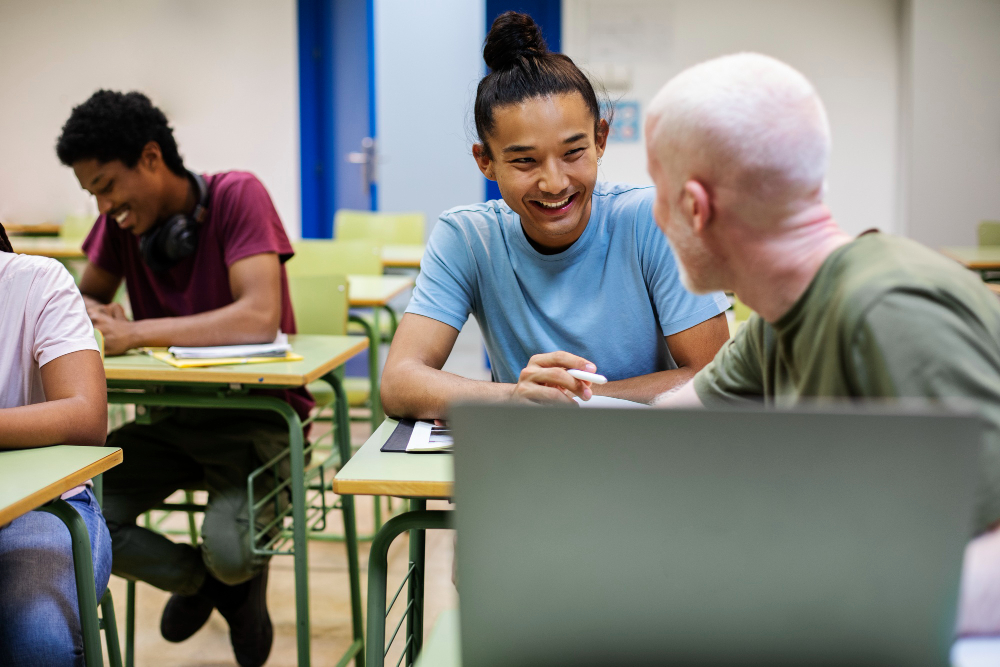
406, 420, 453, 453
168, 333, 291, 359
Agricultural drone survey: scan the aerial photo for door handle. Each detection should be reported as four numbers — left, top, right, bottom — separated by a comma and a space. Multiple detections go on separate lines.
346, 137, 377, 196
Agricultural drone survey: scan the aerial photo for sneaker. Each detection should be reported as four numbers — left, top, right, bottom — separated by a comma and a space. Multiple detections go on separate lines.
215, 565, 273, 667
160, 589, 215, 642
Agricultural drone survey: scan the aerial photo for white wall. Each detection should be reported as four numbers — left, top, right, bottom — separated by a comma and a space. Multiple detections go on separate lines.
375, 0, 485, 237
563, 0, 901, 237
903, 0, 1000, 247
0, 1, 300, 235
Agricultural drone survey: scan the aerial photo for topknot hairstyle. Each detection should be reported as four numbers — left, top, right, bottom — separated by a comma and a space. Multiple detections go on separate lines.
474, 11, 606, 156
56, 90, 186, 175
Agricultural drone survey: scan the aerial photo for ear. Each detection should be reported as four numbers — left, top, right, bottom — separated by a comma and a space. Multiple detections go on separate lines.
595, 119, 609, 158
681, 180, 713, 234
139, 141, 163, 173
472, 143, 496, 181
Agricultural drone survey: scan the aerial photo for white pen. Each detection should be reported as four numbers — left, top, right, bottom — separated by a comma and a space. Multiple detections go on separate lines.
567, 369, 608, 385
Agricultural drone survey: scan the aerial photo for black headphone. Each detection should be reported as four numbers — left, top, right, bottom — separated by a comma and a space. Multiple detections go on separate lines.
138, 170, 209, 273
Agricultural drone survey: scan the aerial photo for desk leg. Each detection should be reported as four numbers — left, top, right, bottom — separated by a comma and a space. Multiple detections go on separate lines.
38, 499, 104, 667
406, 499, 427, 664
365, 509, 450, 667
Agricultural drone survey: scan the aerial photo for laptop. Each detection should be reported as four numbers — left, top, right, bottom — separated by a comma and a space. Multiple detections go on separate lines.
450, 404, 983, 667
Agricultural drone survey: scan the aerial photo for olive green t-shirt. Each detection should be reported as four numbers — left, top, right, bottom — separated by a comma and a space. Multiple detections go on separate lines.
694, 232, 1000, 531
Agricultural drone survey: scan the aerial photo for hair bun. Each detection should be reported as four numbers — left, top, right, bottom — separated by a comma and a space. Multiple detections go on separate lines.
483, 11, 548, 71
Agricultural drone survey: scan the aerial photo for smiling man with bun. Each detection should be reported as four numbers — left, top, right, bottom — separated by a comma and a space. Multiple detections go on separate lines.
380, 12, 730, 419
55, 89, 308, 667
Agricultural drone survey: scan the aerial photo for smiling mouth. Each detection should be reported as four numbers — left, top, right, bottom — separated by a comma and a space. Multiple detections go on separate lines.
110, 207, 131, 227
529, 192, 578, 215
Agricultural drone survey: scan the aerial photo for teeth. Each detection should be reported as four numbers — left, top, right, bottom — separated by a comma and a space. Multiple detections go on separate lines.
114, 209, 129, 224
538, 196, 571, 209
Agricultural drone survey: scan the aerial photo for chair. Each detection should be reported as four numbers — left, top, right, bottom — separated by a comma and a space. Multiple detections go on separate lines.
334, 209, 425, 246
289, 240, 388, 430
977, 221, 1000, 247
976, 221, 1000, 282
728, 293, 753, 337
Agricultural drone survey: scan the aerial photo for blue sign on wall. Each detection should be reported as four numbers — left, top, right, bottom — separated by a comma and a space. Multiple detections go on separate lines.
608, 99, 641, 143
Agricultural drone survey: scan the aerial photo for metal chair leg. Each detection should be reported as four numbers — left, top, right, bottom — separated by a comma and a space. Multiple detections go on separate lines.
125, 580, 136, 667
101, 589, 124, 667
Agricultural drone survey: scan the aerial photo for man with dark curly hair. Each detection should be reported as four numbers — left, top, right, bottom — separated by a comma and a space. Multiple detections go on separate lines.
56, 89, 310, 667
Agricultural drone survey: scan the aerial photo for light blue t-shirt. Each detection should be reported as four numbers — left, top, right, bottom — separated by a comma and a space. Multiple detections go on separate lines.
407, 182, 729, 383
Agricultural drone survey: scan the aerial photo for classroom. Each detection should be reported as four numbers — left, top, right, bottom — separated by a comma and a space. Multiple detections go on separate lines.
1, 0, 999, 665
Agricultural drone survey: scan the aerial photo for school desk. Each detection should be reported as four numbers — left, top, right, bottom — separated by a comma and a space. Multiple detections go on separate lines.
0, 445, 123, 667
381, 243, 425, 270
104, 334, 367, 667
332, 417, 453, 667
4, 222, 62, 235
347, 274, 415, 428
941, 246, 1000, 272
9, 235, 85, 258
986, 283, 1000, 297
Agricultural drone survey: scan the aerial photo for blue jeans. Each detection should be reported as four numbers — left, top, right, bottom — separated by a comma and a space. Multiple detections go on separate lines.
0, 488, 112, 667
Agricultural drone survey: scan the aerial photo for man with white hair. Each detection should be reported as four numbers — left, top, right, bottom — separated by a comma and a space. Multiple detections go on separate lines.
645, 52, 1000, 534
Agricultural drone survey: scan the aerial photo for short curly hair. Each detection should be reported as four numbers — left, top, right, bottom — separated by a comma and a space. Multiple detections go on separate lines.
56, 90, 186, 175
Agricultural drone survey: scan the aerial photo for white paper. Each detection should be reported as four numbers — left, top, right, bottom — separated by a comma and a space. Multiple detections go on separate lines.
406, 420, 453, 453
574, 395, 650, 409
169, 333, 290, 359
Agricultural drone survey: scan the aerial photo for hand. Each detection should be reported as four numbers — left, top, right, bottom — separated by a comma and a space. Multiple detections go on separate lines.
90, 310, 135, 356
87, 301, 128, 322
510, 352, 598, 405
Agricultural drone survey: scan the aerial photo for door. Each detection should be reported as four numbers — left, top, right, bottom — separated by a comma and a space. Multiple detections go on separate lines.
298, 0, 376, 239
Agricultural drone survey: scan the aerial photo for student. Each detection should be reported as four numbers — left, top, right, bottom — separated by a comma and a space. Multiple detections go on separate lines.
0, 222, 110, 666
381, 12, 730, 418
647, 53, 1000, 532
55, 90, 308, 667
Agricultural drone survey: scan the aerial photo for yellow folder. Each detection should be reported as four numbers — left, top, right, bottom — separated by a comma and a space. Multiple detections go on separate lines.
149, 350, 304, 369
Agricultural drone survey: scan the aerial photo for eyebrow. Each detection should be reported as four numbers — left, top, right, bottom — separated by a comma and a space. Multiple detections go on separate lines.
501, 133, 589, 155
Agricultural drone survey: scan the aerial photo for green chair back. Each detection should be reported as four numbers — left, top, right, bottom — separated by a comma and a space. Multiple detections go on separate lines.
289, 239, 382, 276
94, 328, 105, 359
334, 209, 425, 245
288, 273, 349, 336
61, 214, 96, 243
731, 294, 753, 321
978, 221, 1000, 247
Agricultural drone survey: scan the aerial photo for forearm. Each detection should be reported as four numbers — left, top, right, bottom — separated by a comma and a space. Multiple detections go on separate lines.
594, 367, 696, 404
0, 399, 107, 449
381, 361, 513, 420
126, 301, 279, 349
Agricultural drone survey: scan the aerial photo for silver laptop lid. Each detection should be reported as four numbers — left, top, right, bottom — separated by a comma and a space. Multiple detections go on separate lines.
452, 404, 983, 667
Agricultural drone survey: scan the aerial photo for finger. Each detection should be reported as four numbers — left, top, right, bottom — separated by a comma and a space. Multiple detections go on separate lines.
529, 351, 597, 373
110, 303, 128, 320
526, 367, 592, 400
520, 385, 577, 405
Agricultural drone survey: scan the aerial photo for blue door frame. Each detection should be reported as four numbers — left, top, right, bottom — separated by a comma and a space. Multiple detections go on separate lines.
298, 0, 377, 239
483, 0, 562, 203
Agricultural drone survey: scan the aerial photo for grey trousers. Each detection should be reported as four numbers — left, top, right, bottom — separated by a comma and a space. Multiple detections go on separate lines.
102, 408, 291, 596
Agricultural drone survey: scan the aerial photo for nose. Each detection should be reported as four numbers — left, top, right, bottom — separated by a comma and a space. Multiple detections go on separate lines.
537, 157, 570, 195
96, 195, 113, 215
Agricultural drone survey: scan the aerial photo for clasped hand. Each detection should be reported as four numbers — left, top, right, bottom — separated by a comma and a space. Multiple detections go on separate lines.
88, 302, 134, 356
510, 351, 598, 405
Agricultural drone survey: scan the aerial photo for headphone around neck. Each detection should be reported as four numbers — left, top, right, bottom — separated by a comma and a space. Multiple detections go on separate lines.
138, 170, 209, 273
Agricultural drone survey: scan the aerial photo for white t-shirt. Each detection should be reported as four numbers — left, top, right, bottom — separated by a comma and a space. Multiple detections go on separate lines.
0, 252, 101, 497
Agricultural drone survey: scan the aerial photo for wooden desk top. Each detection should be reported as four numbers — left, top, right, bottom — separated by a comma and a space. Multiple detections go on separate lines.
10, 236, 85, 259
0, 446, 122, 525
941, 246, 1000, 270
332, 418, 453, 498
5, 222, 61, 236
104, 334, 368, 387
415, 608, 461, 667
381, 244, 424, 269
347, 274, 414, 307
986, 283, 1000, 297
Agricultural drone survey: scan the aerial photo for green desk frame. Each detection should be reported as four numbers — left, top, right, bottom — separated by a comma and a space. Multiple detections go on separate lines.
105, 336, 367, 667
332, 419, 454, 667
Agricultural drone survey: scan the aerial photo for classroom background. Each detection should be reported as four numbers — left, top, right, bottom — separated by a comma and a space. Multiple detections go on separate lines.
1, 1, 999, 666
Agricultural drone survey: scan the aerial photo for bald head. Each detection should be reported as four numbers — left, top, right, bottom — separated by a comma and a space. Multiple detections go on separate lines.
647, 53, 830, 217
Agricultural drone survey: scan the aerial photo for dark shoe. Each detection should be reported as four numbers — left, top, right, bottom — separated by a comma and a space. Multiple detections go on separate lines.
215, 566, 273, 667
160, 589, 215, 642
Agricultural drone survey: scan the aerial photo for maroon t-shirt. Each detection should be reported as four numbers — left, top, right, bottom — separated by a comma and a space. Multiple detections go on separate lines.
83, 171, 314, 421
